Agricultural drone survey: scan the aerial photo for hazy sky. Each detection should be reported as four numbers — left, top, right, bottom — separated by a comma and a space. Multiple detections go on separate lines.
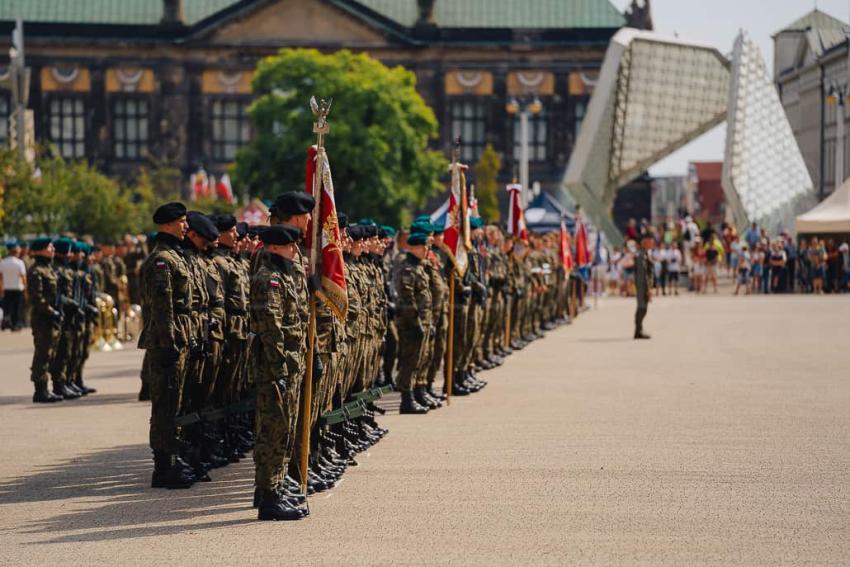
608, 0, 850, 176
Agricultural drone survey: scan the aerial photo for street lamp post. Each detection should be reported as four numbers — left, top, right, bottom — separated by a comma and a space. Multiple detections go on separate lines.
506, 96, 542, 207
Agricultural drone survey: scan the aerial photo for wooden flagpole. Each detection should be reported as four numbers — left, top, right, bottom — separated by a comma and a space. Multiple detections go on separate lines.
300, 96, 331, 495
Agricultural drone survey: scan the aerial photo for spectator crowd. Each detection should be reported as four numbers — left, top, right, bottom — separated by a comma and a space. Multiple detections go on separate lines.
598, 217, 850, 297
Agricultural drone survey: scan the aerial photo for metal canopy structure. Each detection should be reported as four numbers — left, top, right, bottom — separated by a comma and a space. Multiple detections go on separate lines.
564, 28, 815, 244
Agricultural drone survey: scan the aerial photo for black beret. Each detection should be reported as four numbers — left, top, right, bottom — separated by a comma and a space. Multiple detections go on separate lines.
364, 225, 379, 238
211, 214, 237, 231
187, 211, 220, 241
273, 192, 315, 216
152, 202, 187, 225
338, 213, 348, 229
247, 225, 265, 238
260, 223, 302, 246
347, 225, 365, 241
53, 238, 74, 254
377, 226, 387, 239
235, 221, 248, 239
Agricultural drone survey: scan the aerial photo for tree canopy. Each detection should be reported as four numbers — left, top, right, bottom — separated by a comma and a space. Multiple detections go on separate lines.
473, 144, 502, 223
234, 49, 446, 226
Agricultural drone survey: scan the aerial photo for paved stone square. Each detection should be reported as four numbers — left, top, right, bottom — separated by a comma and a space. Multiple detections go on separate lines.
1, 291, 848, 565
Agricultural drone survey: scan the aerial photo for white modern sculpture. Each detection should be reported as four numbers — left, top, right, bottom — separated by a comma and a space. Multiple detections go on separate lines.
564, 28, 814, 243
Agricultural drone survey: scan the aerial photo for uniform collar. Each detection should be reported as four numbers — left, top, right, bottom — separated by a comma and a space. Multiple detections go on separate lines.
268, 253, 294, 275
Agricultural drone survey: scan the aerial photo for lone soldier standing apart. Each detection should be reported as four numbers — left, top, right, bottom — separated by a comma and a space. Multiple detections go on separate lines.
634, 233, 655, 340
251, 223, 309, 521
139, 202, 196, 489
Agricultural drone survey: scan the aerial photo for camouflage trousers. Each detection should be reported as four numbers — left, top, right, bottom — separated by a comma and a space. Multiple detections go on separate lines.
147, 346, 188, 454
30, 317, 60, 386
254, 376, 301, 491
396, 324, 426, 392
426, 309, 448, 387
49, 318, 79, 386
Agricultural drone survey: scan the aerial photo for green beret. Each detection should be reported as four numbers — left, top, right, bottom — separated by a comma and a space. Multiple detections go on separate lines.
407, 232, 428, 246
357, 218, 377, 226
410, 220, 434, 235
30, 237, 52, 252
381, 225, 397, 238
470, 216, 485, 229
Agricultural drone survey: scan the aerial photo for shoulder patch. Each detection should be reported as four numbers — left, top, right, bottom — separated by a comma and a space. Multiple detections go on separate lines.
156, 261, 168, 270
269, 279, 280, 289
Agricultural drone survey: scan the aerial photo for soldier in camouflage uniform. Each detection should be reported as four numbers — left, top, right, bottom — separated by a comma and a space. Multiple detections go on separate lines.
394, 229, 433, 414
48, 238, 83, 400
138, 202, 196, 489
426, 226, 450, 402
27, 238, 64, 403
210, 214, 251, 463
250, 223, 309, 521
70, 242, 99, 395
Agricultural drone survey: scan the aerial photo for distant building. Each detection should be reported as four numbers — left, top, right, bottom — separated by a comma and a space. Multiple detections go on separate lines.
0, 0, 633, 198
651, 176, 687, 224
774, 9, 848, 200
688, 161, 724, 226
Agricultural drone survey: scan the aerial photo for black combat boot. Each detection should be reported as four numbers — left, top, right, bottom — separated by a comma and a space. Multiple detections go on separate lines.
399, 390, 429, 414
33, 383, 63, 404
75, 377, 96, 395
257, 488, 305, 521
427, 383, 448, 402
151, 452, 195, 489
53, 381, 81, 400
450, 372, 471, 396
414, 385, 440, 409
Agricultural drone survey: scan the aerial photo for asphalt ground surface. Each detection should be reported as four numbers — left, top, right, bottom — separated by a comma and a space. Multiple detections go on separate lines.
1, 286, 849, 565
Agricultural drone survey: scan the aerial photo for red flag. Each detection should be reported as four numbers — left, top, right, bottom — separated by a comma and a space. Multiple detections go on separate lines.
506, 183, 528, 242
440, 162, 471, 275
560, 218, 574, 272
305, 145, 347, 319
574, 216, 590, 267
216, 173, 234, 203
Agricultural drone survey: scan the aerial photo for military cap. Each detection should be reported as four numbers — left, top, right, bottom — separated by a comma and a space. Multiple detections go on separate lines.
407, 232, 428, 246
187, 211, 220, 241
357, 218, 377, 226
247, 225, 265, 238
5, 238, 20, 248
71, 241, 87, 254
152, 201, 187, 225
53, 238, 74, 255
470, 216, 485, 229
381, 225, 397, 238
260, 223, 302, 245
347, 225, 365, 241
431, 223, 445, 235
338, 213, 348, 229
273, 192, 315, 216
364, 224, 379, 238
211, 213, 237, 231
414, 215, 432, 224
235, 221, 249, 239
29, 237, 53, 252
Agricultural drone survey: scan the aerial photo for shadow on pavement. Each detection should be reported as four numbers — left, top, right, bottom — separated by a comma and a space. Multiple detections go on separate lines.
0, 444, 257, 543
6, 393, 144, 410
575, 337, 634, 343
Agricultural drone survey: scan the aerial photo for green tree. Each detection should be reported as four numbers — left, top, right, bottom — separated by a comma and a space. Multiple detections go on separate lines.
234, 49, 446, 226
474, 144, 502, 222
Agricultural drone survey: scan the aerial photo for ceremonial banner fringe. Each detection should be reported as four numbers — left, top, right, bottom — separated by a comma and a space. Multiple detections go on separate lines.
305, 144, 348, 319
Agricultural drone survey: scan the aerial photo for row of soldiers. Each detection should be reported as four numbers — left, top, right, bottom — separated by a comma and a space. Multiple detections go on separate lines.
25, 236, 143, 403
138, 192, 580, 521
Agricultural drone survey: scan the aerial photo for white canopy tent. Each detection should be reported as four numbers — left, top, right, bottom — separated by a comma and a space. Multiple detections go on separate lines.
795, 179, 850, 234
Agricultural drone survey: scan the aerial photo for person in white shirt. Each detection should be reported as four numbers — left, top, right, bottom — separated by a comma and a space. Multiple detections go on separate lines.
0, 241, 27, 330
667, 245, 682, 295
735, 244, 752, 295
